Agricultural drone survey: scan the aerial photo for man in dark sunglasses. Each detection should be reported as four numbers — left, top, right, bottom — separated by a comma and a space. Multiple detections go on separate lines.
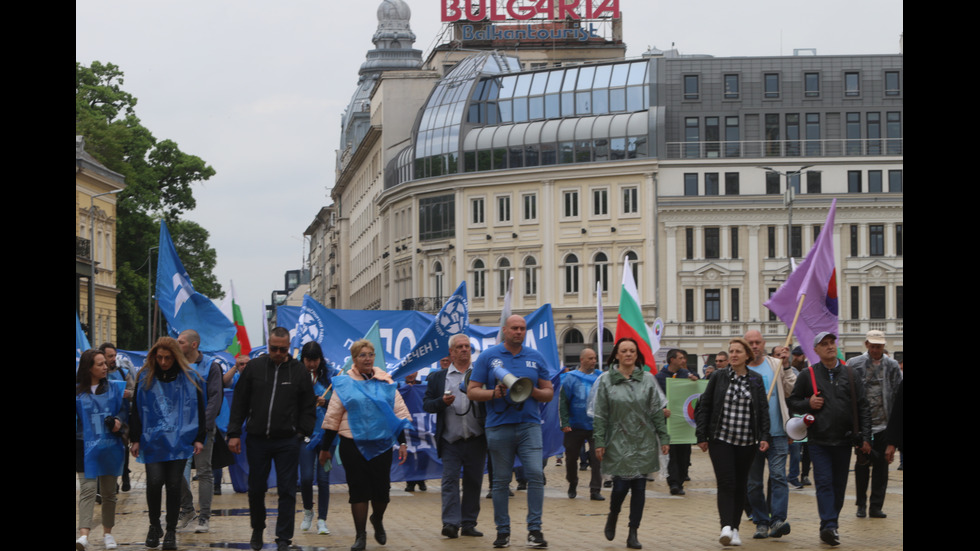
227, 326, 315, 551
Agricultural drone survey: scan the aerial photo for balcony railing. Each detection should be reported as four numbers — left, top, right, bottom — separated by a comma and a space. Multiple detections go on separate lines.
671, 320, 902, 341
76, 236, 91, 259
401, 297, 445, 313
664, 138, 903, 160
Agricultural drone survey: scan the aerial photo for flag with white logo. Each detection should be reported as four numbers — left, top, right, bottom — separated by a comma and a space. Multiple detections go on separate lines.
155, 221, 235, 352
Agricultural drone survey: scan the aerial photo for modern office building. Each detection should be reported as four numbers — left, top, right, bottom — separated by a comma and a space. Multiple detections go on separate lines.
312, 1, 903, 367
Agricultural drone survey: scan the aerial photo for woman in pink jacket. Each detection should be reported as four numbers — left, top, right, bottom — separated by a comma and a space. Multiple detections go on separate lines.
319, 339, 411, 551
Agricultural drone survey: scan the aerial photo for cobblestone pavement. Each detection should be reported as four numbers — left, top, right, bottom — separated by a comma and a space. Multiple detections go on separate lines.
76, 450, 902, 550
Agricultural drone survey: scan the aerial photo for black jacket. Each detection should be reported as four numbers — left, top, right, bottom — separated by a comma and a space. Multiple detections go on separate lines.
422, 367, 485, 458
787, 361, 871, 447
694, 368, 771, 445
227, 355, 315, 440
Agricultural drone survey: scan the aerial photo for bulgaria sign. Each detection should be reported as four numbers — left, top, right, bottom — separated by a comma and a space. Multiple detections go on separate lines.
441, 0, 620, 22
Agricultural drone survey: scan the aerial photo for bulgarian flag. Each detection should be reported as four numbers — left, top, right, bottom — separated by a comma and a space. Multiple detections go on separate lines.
226, 281, 252, 357
614, 259, 663, 371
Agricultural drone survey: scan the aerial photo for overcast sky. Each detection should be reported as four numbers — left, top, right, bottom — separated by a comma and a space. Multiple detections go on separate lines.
76, 0, 903, 343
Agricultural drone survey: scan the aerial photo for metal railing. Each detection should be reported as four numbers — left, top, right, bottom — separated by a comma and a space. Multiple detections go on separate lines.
401, 297, 445, 313
76, 236, 91, 258
664, 138, 902, 160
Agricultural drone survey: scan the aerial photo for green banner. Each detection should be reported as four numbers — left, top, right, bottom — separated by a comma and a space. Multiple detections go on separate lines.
666, 379, 708, 444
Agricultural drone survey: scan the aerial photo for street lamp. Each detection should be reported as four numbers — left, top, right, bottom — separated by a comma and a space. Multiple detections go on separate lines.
88, 189, 123, 343
759, 166, 816, 272
147, 245, 159, 349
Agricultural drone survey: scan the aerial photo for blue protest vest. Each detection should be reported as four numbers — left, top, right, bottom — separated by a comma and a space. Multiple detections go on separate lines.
135, 369, 201, 463
76, 381, 126, 478
189, 354, 214, 411
332, 375, 410, 460
564, 370, 599, 430
107, 366, 130, 384
306, 377, 333, 451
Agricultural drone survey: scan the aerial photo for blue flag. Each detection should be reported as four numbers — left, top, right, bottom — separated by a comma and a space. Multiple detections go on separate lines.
76, 311, 91, 373
288, 295, 432, 370
156, 221, 235, 352
276, 305, 301, 340
388, 282, 468, 381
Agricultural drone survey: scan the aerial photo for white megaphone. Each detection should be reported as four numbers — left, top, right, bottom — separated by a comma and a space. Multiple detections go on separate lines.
785, 414, 816, 440
459, 368, 474, 393
492, 365, 533, 403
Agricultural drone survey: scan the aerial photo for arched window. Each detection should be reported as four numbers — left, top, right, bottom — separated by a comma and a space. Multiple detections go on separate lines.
497, 257, 512, 297
563, 328, 585, 367
432, 261, 444, 302
472, 259, 486, 298
563, 253, 580, 293
594, 252, 609, 292
623, 250, 639, 285
523, 256, 538, 295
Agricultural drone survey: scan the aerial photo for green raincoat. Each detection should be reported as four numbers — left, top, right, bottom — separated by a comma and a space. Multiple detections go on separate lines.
593, 366, 671, 478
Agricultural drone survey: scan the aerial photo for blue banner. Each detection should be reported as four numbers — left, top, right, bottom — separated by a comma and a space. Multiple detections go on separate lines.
276, 305, 301, 338
156, 221, 236, 352
76, 311, 91, 373
388, 282, 468, 380
288, 295, 433, 371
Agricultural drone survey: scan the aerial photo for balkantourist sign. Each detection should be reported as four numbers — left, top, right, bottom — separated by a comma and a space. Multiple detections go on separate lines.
460, 23, 602, 41
441, 0, 621, 23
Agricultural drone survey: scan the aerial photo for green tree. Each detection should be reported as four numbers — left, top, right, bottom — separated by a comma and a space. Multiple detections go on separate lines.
77, 61, 222, 349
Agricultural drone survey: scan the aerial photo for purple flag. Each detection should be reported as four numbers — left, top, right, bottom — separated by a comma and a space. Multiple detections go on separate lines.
764, 200, 839, 365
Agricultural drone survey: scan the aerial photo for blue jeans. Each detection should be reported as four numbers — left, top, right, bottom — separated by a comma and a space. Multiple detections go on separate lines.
299, 442, 330, 519
747, 435, 789, 526
486, 423, 543, 534
787, 440, 802, 483
809, 444, 852, 531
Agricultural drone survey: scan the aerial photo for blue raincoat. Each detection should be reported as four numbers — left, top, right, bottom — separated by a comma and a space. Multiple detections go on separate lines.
75, 380, 127, 477
306, 372, 333, 451
332, 375, 411, 460
135, 370, 202, 463
563, 369, 600, 430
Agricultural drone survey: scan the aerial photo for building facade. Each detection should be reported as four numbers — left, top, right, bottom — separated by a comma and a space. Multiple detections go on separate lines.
314, 3, 903, 368
76, 136, 126, 345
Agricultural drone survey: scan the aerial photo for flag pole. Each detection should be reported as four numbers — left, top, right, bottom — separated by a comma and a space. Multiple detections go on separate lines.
784, 293, 807, 349
766, 294, 807, 401
596, 281, 603, 372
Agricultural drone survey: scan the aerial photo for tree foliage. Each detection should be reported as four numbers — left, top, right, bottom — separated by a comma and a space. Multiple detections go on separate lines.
77, 61, 222, 349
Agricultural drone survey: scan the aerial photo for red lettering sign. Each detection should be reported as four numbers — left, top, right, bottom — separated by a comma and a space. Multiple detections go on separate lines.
440, 0, 620, 22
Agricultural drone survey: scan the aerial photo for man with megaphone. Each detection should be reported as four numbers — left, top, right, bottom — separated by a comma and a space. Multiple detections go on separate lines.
468, 315, 554, 549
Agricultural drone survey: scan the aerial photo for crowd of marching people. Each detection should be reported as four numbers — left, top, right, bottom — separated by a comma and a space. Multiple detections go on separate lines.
78, 325, 902, 551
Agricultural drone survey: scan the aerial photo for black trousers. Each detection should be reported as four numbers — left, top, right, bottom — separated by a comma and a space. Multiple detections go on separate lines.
667, 444, 692, 489
854, 430, 889, 510
145, 459, 187, 530
708, 440, 756, 530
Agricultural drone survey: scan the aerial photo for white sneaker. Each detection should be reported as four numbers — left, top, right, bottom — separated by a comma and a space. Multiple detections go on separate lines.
75, 535, 88, 551
104, 534, 118, 550
301, 509, 314, 531
731, 529, 742, 546
195, 517, 210, 533
719, 526, 732, 546
317, 519, 331, 535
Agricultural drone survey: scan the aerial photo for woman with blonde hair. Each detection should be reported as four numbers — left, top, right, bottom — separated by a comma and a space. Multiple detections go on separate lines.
76, 349, 128, 550
695, 337, 771, 547
130, 337, 206, 550
319, 339, 411, 551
